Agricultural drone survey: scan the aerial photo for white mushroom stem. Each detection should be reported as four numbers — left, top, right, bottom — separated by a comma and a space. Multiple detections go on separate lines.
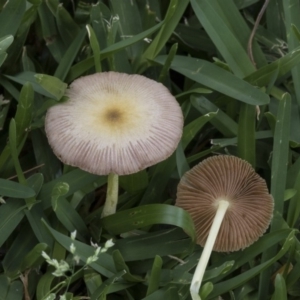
190, 199, 230, 300
101, 173, 119, 218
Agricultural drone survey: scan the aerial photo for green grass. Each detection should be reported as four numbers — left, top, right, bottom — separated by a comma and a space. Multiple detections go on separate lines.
0, 0, 300, 299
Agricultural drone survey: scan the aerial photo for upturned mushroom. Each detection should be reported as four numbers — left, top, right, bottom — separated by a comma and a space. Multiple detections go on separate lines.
176, 155, 274, 300
45, 72, 183, 217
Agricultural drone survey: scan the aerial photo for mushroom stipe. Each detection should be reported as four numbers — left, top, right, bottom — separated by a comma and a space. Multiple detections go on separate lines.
176, 155, 274, 300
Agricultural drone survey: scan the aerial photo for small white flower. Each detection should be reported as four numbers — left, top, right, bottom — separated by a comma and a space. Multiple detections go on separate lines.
70, 243, 76, 254
41, 251, 51, 261
86, 255, 98, 265
52, 260, 70, 277
95, 247, 101, 257
0, 197, 6, 204
104, 239, 114, 249
70, 230, 77, 240
100, 248, 108, 253
73, 255, 80, 264
90, 239, 99, 248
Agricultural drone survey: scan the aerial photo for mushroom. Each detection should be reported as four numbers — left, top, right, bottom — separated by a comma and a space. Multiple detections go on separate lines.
176, 155, 274, 300
45, 72, 183, 217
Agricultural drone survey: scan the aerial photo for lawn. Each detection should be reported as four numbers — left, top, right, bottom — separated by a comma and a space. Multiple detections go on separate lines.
0, 0, 299, 299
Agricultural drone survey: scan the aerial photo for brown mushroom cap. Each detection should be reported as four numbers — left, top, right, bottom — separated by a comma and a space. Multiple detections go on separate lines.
176, 155, 274, 252
45, 72, 183, 175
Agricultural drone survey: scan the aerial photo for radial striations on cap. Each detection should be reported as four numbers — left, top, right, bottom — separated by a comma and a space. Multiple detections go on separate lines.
176, 155, 274, 252
45, 72, 183, 175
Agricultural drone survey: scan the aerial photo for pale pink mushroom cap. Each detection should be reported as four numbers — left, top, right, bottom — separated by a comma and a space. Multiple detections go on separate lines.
176, 155, 274, 252
45, 72, 183, 175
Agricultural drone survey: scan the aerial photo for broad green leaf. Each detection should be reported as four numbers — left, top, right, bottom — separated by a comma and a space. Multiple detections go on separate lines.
271, 274, 287, 300
0, 76, 20, 100
200, 282, 214, 300
191, 96, 238, 137
292, 24, 300, 42
209, 231, 296, 298
0, 51, 7, 67
289, 96, 300, 147
2, 224, 37, 276
140, 154, 176, 205
15, 82, 34, 142
142, 284, 180, 300
56, 4, 80, 46
287, 169, 300, 227
190, 0, 255, 77
283, 0, 300, 107
119, 170, 148, 193
4, 5, 37, 68
0, 83, 34, 176
112, 249, 144, 282
21, 243, 48, 271
90, 2, 108, 50
35, 74, 67, 100
271, 94, 292, 226
84, 268, 103, 296
4, 280, 23, 300
45, 0, 58, 15
25, 203, 54, 246
0, 95, 9, 129
38, 1, 64, 62
187, 147, 222, 164
146, 255, 163, 296
208, 0, 266, 67
110, 0, 144, 60
53, 197, 89, 241
101, 204, 196, 242
204, 261, 235, 281
0, 178, 35, 198
27, 173, 44, 196
155, 55, 269, 105
158, 43, 178, 83
90, 270, 127, 300
54, 28, 87, 81
176, 141, 190, 178
210, 228, 293, 283
286, 260, 300, 287
0, 35, 14, 51
30, 129, 61, 182
154, 269, 192, 286
0, 0, 26, 38
266, 0, 285, 40
86, 24, 101, 73
182, 112, 217, 149
211, 131, 272, 147
0, 275, 9, 298
176, 88, 212, 102
142, 0, 189, 61
66, 21, 163, 82
245, 47, 300, 87
9, 118, 26, 185
36, 272, 58, 300
5, 72, 58, 99
39, 169, 102, 209
174, 24, 216, 54
284, 189, 297, 201
22, 47, 35, 72
0, 199, 26, 247
237, 103, 256, 166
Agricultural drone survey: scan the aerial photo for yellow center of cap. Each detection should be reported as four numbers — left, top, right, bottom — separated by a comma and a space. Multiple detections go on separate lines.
104, 108, 123, 123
